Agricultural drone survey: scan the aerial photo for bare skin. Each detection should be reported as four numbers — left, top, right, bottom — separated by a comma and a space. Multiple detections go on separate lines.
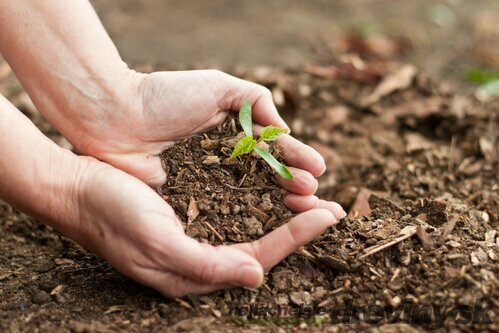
0, 0, 345, 297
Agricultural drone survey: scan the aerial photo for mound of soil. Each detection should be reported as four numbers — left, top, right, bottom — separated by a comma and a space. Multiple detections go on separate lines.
0, 60, 497, 332
159, 118, 292, 244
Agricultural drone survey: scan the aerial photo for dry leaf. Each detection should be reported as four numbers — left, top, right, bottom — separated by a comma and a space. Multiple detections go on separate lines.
348, 188, 389, 218
361, 64, 417, 106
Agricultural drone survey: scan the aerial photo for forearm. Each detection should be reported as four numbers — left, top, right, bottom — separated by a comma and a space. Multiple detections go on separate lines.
0, 95, 81, 235
0, 0, 139, 146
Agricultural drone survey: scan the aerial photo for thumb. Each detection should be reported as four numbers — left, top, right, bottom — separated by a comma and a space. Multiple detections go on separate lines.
219, 73, 289, 130
167, 233, 264, 288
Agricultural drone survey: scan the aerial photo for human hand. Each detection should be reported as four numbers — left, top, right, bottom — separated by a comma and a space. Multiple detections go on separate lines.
74, 157, 344, 297
64, 69, 329, 212
0, 89, 345, 299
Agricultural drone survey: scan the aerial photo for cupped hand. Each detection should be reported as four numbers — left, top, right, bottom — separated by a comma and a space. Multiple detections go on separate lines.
69, 70, 327, 212
75, 157, 345, 298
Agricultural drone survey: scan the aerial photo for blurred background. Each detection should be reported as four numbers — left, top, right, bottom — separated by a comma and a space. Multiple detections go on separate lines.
92, 0, 499, 89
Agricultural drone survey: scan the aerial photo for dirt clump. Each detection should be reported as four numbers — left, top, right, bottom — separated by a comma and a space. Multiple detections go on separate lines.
159, 117, 293, 244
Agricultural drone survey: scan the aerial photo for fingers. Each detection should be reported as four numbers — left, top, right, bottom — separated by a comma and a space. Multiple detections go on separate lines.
316, 199, 347, 219
283, 194, 319, 212
219, 72, 288, 129
276, 134, 326, 177
164, 234, 264, 288
278, 167, 318, 195
100, 151, 166, 187
145, 269, 230, 298
233, 208, 337, 271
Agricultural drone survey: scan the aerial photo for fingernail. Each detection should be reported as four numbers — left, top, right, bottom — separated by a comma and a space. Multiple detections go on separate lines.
237, 265, 264, 288
331, 202, 347, 219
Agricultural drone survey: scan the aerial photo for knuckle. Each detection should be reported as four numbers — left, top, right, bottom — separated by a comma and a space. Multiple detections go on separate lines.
259, 85, 272, 98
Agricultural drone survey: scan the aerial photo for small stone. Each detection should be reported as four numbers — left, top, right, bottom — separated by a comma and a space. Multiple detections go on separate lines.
242, 217, 263, 236
390, 295, 402, 308
32, 290, 51, 304
37, 280, 58, 292
289, 291, 313, 306
232, 205, 241, 214
259, 193, 274, 212
312, 286, 327, 299
54, 294, 66, 304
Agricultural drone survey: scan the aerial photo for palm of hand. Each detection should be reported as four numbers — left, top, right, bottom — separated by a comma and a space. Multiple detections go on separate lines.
77, 160, 342, 297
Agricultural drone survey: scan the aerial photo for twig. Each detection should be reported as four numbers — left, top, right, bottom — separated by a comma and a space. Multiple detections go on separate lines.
203, 220, 224, 242
390, 268, 401, 282
237, 173, 248, 188
358, 226, 417, 260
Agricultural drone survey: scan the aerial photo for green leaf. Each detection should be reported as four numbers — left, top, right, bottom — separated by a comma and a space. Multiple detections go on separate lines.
254, 147, 293, 180
259, 125, 288, 141
230, 136, 257, 158
465, 68, 499, 85
239, 100, 253, 138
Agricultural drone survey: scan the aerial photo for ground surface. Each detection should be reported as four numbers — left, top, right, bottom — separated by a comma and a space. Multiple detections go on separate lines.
1, 60, 498, 331
92, 0, 499, 89
1, 1, 498, 332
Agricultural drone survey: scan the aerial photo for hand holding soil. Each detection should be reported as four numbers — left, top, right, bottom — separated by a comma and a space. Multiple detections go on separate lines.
0, 0, 346, 299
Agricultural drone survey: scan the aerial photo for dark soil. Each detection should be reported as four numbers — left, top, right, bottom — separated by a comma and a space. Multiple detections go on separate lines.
159, 119, 292, 244
1, 58, 498, 332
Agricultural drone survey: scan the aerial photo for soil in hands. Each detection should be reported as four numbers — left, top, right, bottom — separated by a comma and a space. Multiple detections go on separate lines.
159, 117, 293, 244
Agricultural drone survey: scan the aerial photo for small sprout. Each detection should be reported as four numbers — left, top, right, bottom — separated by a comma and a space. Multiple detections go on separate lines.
239, 100, 253, 138
259, 125, 288, 141
230, 136, 257, 159
465, 67, 499, 85
254, 147, 293, 180
230, 100, 293, 180
464, 68, 499, 100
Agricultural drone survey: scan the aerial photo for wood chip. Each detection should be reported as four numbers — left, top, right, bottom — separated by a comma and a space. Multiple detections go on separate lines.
104, 305, 129, 314
202, 155, 220, 165
187, 197, 200, 224
315, 255, 352, 272
416, 226, 435, 250
175, 298, 192, 309
54, 258, 75, 266
50, 284, 65, 296
248, 203, 270, 222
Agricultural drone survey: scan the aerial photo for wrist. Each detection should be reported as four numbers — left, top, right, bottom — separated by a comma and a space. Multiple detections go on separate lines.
34, 145, 84, 235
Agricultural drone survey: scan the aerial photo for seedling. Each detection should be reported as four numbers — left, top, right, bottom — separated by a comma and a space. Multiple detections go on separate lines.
465, 67, 499, 99
230, 101, 293, 180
